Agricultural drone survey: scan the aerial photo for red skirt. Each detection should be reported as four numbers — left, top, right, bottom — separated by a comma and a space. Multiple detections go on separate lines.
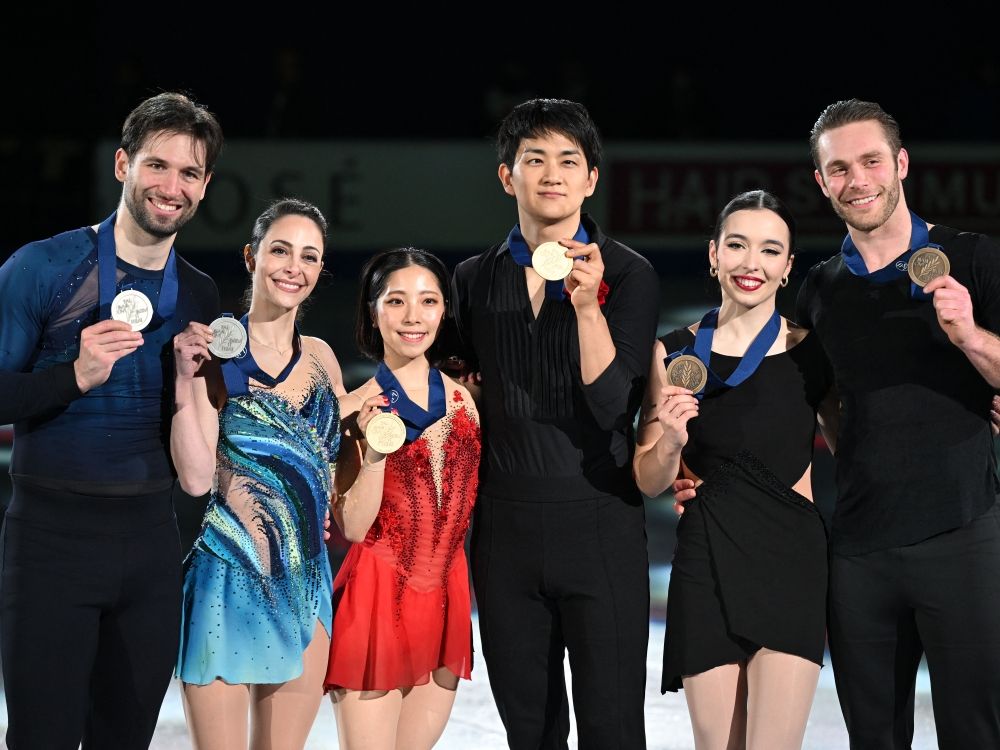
324, 543, 473, 691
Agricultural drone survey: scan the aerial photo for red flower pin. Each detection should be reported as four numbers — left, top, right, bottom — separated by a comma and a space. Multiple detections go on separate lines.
596, 280, 610, 306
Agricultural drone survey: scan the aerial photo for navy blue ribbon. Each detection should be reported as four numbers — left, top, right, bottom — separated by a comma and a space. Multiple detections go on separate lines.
666, 307, 780, 398
97, 211, 178, 327
840, 210, 941, 299
220, 315, 301, 397
507, 223, 590, 300
374, 362, 446, 444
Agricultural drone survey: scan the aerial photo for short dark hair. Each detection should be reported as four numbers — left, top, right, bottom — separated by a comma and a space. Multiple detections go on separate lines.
249, 197, 328, 254
809, 99, 902, 170
496, 98, 602, 171
121, 92, 224, 173
712, 189, 797, 253
355, 247, 452, 363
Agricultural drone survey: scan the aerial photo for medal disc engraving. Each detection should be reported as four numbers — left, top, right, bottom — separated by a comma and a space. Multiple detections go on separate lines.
366, 412, 407, 454
908, 247, 950, 287
666, 355, 708, 393
531, 242, 573, 281
111, 290, 154, 331
208, 317, 248, 359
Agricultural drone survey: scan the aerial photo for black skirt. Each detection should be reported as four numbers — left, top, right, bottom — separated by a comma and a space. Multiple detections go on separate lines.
662, 451, 828, 692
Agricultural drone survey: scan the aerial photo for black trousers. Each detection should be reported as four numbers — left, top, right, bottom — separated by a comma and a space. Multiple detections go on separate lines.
471, 492, 649, 750
1, 481, 181, 750
829, 500, 1000, 750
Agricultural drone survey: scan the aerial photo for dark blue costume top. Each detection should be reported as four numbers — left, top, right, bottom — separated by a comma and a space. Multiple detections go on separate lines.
0, 224, 218, 492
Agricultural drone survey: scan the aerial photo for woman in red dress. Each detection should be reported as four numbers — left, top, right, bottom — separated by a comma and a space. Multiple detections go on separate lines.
325, 247, 480, 749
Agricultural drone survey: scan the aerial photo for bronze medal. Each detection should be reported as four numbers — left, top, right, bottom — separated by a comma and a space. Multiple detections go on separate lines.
666, 355, 708, 393
908, 247, 950, 287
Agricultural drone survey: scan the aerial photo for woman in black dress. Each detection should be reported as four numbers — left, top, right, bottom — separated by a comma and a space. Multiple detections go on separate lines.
634, 190, 836, 750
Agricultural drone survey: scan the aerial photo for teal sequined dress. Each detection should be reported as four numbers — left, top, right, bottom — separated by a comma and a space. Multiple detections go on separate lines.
177, 353, 340, 685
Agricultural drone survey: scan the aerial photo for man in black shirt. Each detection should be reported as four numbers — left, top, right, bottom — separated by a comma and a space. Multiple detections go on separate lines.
452, 99, 659, 750
798, 99, 1000, 749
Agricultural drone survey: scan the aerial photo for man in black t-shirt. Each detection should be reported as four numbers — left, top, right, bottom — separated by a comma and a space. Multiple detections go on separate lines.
452, 99, 659, 750
798, 99, 1000, 749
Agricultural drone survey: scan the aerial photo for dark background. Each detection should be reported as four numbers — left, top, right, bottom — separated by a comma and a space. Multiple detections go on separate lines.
4, 31, 998, 259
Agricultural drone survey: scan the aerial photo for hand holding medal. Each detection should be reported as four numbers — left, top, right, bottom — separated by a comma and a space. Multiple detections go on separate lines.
78, 211, 178, 394
508, 223, 600, 304
74, 319, 144, 392
362, 363, 447, 456
652, 385, 700, 451
923, 271, 979, 350
902, 239, 978, 350
559, 239, 605, 310
173, 321, 215, 380
907, 245, 977, 349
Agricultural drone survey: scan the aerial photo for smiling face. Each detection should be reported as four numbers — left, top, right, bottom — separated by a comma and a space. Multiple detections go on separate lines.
498, 130, 598, 227
115, 131, 211, 240
813, 119, 909, 233
373, 264, 445, 365
709, 208, 793, 309
245, 214, 324, 312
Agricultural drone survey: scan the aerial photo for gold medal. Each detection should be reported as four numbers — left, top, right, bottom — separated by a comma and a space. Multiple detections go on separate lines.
111, 290, 154, 331
908, 247, 950, 287
365, 412, 407, 454
207, 316, 248, 359
531, 241, 573, 281
666, 355, 708, 393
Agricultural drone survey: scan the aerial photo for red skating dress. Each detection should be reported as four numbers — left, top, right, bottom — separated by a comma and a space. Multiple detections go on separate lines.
325, 390, 480, 690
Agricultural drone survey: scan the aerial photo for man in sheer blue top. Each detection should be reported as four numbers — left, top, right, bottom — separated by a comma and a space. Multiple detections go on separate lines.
0, 92, 222, 749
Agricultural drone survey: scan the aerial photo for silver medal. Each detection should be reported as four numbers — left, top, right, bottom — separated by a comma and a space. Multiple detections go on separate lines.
111, 290, 154, 331
208, 317, 248, 359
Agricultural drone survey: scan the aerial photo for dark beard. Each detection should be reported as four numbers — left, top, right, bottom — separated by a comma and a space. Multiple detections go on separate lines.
124, 190, 194, 239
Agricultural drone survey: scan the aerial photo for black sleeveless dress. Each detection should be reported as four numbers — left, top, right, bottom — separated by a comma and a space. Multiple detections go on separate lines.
661, 327, 832, 692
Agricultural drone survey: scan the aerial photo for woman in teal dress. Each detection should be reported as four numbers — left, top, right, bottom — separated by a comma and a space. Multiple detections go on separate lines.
170, 198, 346, 748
